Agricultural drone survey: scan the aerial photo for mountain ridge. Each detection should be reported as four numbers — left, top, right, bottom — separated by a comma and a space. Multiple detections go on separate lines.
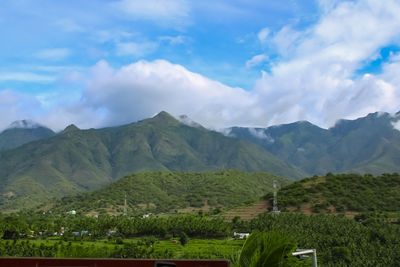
0, 111, 305, 211
227, 111, 400, 175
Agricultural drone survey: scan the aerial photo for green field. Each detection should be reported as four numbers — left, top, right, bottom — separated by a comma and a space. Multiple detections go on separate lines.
1, 237, 244, 260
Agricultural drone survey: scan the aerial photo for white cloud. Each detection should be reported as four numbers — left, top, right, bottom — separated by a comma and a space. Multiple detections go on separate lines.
116, 41, 158, 57
317, 0, 341, 14
112, 0, 190, 29
251, 0, 400, 127
0, 72, 55, 83
80, 59, 255, 128
248, 128, 274, 142
35, 48, 71, 61
0, 60, 256, 131
257, 27, 270, 44
246, 54, 269, 68
271, 26, 302, 57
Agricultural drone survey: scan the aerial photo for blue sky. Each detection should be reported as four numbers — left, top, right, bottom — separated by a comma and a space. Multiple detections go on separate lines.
1, 0, 400, 131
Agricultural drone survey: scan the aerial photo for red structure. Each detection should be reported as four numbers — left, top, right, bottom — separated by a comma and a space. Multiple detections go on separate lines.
0, 258, 229, 267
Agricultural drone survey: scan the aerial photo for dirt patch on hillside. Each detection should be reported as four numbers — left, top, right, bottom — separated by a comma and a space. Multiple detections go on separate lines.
327, 205, 337, 214
86, 210, 100, 217
105, 205, 123, 216
300, 203, 313, 215
287, 206, 298, 212
224, 200, 270, 221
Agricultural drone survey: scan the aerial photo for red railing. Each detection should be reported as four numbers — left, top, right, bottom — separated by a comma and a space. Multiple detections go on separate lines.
0, 258, 229, 267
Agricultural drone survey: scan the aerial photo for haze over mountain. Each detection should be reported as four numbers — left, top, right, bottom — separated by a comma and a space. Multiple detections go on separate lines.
0, 120, 55, 151
227, 111, 400, 176
0, 111, 304, 211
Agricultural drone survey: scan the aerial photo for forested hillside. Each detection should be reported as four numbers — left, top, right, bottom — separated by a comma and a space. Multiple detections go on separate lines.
43, 170, 290, 215
265, 173, 400, 215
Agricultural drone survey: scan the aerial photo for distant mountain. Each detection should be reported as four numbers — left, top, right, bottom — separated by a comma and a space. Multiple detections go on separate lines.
44, 170, 291, 215
0, 120, 55, 150
0, 111, 305, 211
226, 112, 400, 175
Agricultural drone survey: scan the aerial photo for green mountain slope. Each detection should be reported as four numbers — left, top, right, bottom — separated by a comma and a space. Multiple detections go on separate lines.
228, 112, 400, 175
265, 173, 400, 214
0, 111, 305, 211
0, 121, 55, 151
44, 170, 291, 215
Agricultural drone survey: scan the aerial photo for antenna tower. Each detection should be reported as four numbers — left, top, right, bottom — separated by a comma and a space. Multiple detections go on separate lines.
271, 180, 280, 214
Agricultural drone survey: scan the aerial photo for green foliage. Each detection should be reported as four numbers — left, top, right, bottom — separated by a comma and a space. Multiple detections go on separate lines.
237, 231, 302, 267
0, 211, 398, 265
240, 213, 400, 266
47, 170, 291, 214
178, 232, 188, 246
268, 173, 400, 214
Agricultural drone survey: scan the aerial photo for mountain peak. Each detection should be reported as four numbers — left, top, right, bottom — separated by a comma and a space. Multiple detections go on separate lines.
8, 119, 44, 130
153, 111, 174, 119
62, 124, 80, 133
147, 111, 180, 126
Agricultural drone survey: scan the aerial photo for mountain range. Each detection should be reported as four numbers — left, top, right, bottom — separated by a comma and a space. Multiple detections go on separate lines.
0, 111, 304, 211
227, 111, 400, 176
2, 110, 400, 211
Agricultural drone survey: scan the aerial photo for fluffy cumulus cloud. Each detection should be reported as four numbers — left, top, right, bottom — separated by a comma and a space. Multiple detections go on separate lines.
251, 0, 400, 127
79, 60, 256, 129
2, 60, 259, 131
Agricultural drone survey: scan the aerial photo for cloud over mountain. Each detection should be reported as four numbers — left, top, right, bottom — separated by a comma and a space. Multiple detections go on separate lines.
2, 0, 400, 131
